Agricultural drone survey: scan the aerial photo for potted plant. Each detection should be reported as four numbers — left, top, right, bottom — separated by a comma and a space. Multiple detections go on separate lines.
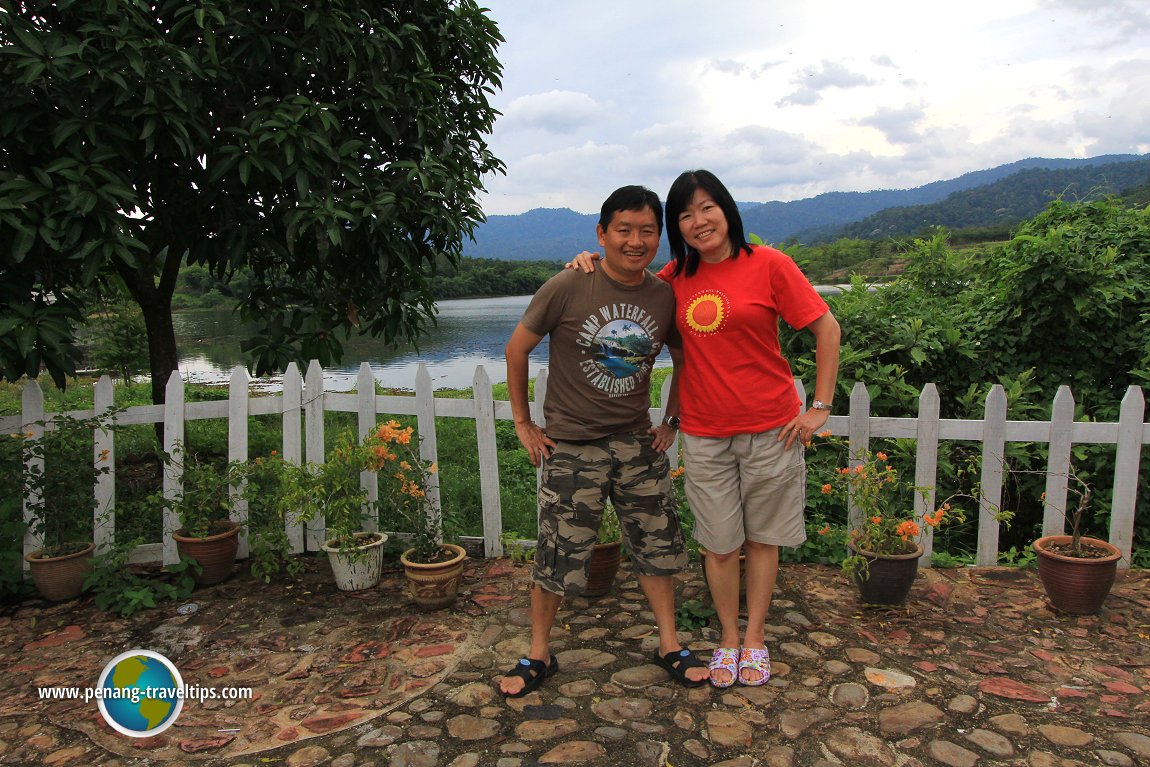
19, 410, 118, 601
1032, 470, 1122, 615
821, 443, 962, 605
165, 444, 243, 586
584, 504, 622, 598
289, 429, 387, 592
368, 420, 466, 609
239, 451, 307, 584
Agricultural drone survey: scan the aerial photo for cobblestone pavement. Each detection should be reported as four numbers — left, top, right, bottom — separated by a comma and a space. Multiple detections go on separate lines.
2, 553, 1150, 767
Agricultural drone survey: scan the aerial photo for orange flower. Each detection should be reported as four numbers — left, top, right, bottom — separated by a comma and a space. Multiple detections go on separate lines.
875, 451, 888, 461
870, 516, 882, 525
670, 466, 685, 479
821, 483, 833, 494
817, 524, 831, 536
896, 520, 920, 540
817, 430, 832, 438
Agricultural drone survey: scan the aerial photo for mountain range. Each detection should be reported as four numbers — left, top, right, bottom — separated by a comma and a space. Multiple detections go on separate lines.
462, 154, 1150, 261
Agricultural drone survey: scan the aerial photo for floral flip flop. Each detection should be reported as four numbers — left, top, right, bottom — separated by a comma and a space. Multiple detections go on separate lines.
708, 647, 740, 689
737, 647, 771, 686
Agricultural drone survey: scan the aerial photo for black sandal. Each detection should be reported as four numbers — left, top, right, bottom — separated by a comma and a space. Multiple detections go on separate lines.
502, 655, 558, 698
653, 648, 708, 688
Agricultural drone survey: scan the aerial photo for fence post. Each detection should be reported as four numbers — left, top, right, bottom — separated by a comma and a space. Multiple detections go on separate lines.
915, 384, 941, 567
357, 363, 379, 532
1111, 385, 1145, 567
162, 371, 186, 566
533, 369, 549, 524
21, 380, 45, 562
304, 361, 326, 551
663, 375, 681, 467
282, 363, 305, 554
1043, 386, 1075, 536
414, 364, 442, 543
228, 366, 250, 558
93, 376, 115, 552
846, 382, 871, 532
977, 385, 1007, 566
473, 366, 502, 557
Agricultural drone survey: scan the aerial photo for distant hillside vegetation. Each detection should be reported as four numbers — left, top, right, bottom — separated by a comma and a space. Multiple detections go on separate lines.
796, 156, 1150, 243
463, 207, 603, 262
463, 154, 1148, 260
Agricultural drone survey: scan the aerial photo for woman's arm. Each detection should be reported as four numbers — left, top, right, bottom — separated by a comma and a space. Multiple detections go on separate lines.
779, 310, 841, 449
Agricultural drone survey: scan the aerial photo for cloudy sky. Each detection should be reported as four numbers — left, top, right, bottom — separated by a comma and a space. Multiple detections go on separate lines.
475, 0, 1150, 216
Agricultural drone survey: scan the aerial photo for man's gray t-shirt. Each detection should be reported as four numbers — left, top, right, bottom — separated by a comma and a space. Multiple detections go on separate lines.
520, 268, 677, 441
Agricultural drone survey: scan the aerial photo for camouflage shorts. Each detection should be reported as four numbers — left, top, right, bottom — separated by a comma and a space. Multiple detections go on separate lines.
532, 430, 687, 597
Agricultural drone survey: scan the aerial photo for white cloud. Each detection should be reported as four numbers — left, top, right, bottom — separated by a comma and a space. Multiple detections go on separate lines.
477, 0, 1150, 215
778, 60, 876, 107
857, 105, 929, 146
497, 91, 604, 135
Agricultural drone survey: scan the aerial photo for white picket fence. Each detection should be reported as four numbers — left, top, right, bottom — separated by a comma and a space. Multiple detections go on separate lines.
6, 361, 1147, 570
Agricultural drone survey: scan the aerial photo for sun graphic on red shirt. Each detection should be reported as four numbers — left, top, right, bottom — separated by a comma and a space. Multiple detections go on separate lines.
684, 292, 728, 334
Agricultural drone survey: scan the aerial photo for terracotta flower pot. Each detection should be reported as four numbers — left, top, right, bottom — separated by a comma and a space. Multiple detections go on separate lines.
401, 543, 467, 609
173, 520, 240, 585
699, 547, 747, 603
25, 542, 96, 602
584, 540, 622, 598
849, 543, 924, 605
1033, 535, 1121, 615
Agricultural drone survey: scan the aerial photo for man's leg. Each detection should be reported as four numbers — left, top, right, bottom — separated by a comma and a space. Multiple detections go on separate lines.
636, 573, 708, 684
500, 438, 608, 696
612, 430, 707, 685
499, 584, 563, 695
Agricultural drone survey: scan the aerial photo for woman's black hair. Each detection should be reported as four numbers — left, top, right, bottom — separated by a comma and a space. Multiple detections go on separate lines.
665, 169, 751, 278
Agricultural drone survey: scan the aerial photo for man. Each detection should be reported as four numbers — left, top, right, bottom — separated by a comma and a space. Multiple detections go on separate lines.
499, 185, 707, 697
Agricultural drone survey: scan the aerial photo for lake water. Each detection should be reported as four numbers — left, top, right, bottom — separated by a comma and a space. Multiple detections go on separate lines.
171, 286, 848, 391
174, 295, 670, 391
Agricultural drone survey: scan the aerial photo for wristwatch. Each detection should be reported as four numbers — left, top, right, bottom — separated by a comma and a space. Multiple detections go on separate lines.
662, 415, 680, 429
810, 400, 832, 412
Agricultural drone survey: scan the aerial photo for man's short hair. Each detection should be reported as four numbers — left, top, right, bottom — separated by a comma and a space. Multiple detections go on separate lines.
599, 185, 663, 234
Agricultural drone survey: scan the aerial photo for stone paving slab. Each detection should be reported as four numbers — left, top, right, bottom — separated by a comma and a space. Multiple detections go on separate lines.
1, 553, 1149, 766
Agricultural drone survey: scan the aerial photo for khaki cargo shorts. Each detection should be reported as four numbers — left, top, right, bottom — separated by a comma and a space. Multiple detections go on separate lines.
682, 427, 808, 555
532, 430, 687, 597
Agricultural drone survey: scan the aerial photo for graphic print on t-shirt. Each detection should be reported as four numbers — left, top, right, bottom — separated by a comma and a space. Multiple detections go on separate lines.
683, 290, 730, 335
575, 303, 663, 397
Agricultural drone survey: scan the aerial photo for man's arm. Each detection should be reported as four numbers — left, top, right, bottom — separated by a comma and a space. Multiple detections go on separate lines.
505, 323, 557, 467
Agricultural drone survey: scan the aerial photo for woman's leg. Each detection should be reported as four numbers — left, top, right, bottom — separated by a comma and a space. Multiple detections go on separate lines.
739, 540, 777, 683
703, 545, 744, 685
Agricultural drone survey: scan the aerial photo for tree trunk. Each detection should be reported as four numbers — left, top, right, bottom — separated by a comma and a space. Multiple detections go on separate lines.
138, 298, 180, 407
116, 252, 182, 407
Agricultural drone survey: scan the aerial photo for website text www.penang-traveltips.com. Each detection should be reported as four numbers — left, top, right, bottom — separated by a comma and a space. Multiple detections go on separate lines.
37, 684, 253, 704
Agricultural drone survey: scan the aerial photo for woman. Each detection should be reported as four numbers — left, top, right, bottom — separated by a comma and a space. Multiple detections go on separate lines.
572, 169, 840, 687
